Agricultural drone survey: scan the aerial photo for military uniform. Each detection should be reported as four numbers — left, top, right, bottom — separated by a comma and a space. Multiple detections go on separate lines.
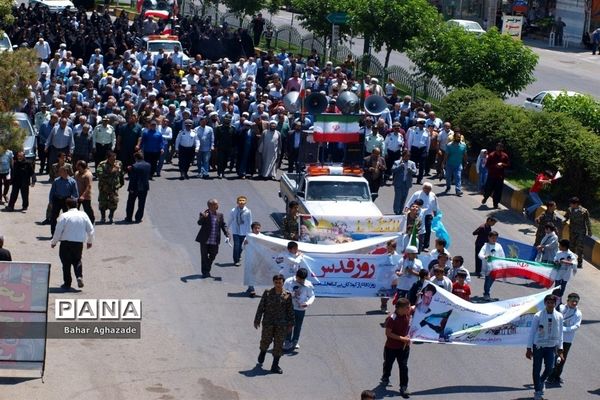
254, 287, 295, 358
534, 211, 563, 246
96, 159, 124, 221
281, 214, 299, 240
564, 205, 591, 268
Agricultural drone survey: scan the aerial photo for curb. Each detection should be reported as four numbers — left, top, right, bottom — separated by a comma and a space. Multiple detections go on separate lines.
467, 163, 600, 269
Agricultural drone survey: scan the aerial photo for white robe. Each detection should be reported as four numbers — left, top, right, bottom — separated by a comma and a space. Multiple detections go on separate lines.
260, 129, 280, 178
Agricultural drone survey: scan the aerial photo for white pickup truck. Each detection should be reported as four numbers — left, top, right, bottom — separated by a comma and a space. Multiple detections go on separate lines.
279, 166, 382, 217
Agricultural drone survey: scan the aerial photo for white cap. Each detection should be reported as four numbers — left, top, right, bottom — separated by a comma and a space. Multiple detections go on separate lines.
405, 245, 418, 254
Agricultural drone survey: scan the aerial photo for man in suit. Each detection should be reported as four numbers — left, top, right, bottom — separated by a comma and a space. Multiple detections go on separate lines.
391, 150, 417, 215
195, 198, 231, 278
125, 151, 151, 223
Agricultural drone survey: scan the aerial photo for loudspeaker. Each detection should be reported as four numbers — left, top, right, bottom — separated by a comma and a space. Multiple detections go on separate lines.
364, 95, 388, 115
305, 93, 328, 115
337, 91, 359, 114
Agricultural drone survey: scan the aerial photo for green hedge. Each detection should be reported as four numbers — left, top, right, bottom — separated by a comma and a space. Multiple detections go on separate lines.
443, 86, 600, 205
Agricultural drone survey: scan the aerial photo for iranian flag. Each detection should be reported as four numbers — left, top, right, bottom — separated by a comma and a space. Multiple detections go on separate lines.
313, 114, 361, 143
489, 256, 559, 288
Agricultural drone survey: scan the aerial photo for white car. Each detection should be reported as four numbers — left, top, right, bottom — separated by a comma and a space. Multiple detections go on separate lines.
29, 0, 75, 13
447, 19, 486, 35
522, 90, 581, 111
139, 35, 190, 68
0, 33, 13, 53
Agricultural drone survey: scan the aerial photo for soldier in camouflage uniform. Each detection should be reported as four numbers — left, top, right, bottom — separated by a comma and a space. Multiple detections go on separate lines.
96, 150, 124, 224
563, 197, 591, 269
282, 200, 300, 240
254, 274, 295, 374
534, 201, 563, 246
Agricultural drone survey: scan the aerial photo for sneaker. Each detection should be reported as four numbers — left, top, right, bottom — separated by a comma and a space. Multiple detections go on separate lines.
77, 278, 84, 288
456, 190, 463, 196
293, 341, 299, 350
483, 294, 491, 301
400, 387, 411, 398
522, 208, 527, 217
234, 262, 241, 267
380, 305, 387, 313
443, 187, 450, 194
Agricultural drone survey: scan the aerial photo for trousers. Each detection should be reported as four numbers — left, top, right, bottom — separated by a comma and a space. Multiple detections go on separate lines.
259, 324, 287, 357
200, 243, 219, 275
59, 241, 83, 288
382, 346, 410, 387
286, 309, 305, 343
532, 345, 556, 393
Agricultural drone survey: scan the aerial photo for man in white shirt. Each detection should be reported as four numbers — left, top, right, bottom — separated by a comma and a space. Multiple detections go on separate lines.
175, 119, 200, 179
406, 119, 430, 184
51, 198, 94, 290
526, 294, 564, 400
228, 195, 253, 266
405, 182, 438, 252
275, 241, 304, 278
33, 37, 52, 61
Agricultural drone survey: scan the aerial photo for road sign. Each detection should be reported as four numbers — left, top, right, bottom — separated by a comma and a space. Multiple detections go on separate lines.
326, 12, 348, 25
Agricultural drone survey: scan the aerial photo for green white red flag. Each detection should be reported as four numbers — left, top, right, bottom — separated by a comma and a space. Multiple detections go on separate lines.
488, 256, 558, 288
313, 114, 361, 143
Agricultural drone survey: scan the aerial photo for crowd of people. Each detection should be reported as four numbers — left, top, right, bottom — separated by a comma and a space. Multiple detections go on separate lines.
0, 5, 591, 399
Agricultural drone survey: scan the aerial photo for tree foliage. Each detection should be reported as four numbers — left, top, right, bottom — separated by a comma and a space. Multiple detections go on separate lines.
0, 49, 39, 154
543, 93, 600, 134
437, 84, 499, 122
348, 0, 442, 68
409, 26, 538, 98
289, 0, 352, 42
222, 0, 264, 18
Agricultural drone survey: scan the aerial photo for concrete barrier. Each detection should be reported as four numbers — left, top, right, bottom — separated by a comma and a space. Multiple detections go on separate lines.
467, 163, 600, 269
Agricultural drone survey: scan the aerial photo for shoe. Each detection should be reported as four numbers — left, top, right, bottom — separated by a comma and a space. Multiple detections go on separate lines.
234, 262, 241, 267
422, 248, 429, 252
60, 284, 71, 290
108, 218, 113, 224
283, 340, 291, 350
135, 219, 142, 223
179, 176, 185, 180
185, 174, 190, 179
522, 208, 527, 217
483, 294, 491, 301
201, 273, 211, 278
4, 207, 14, 211
293, 341, 299, 350
124, 218, 133, 223
249, 291, 256, 298
100, 218, 106, 224
380, 377, 390, 385
41, 219, 50, 225
400, 387, 411, 398
22, 207, 27, 211
481, 197, 487, 204
456, 190, 463, 196
257, 351, 266, 365
77, 277, 84, 288
203, 175, 210, 179
380, 305, 387, 313
577, 264, 583, 269
443, 187, 450, 194
270, 356, 282, 374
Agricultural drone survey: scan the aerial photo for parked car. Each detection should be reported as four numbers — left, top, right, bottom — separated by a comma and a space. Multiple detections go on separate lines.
447, 19, 486, 35
522, 90, 581, 111
14, 112, 37, 162
0, 33, 13, 53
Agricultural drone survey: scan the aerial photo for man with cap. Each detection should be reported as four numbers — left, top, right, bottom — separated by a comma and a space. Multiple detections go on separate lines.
563, 197, 591, 269
385, 121, 405, 181
260, 120, 280, 180
394, 245, 424, 300
214, 114, 236, 179
92, 116, 116, 171
176, 119, 200, 180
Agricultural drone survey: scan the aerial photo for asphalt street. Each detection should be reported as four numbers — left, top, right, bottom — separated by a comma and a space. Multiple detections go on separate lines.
3, 159, 599, 400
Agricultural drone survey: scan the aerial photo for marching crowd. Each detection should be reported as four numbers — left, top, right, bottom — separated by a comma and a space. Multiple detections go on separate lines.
0, 5, 590, 400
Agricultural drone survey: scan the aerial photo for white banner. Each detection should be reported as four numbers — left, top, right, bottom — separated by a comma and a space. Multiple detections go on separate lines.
299, 214, 405, 243
243, 233, 399, 294
409, 283, 555, 346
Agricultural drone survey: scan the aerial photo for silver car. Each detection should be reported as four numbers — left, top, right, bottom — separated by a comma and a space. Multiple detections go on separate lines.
14, 112, 37, 162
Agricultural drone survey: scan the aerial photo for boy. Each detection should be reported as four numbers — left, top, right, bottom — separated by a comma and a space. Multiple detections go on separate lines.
395, 245, 423, 299
447, 255, 471, 283
452, 270, 471, 301
381, 298, 412, 399
553, 239, 577, 305
478, 230, 505, 301
244, 221, 262, 297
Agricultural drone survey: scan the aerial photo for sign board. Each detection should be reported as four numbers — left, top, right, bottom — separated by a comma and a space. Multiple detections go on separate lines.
0, 262, 50, 378
326, 12, 348, 25
502, 15, 524, 39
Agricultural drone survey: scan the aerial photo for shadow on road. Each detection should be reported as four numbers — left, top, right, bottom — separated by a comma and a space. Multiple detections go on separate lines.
588, 388, 600, 395
582, 319, 600, 326
0, 377, 38, 386
180, 274, 203, 283
370, 382, 399, 398
411, 384, 528, 396
238, 364, 273, 377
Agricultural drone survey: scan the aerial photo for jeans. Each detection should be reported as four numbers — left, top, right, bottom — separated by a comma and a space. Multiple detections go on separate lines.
157, 141, 170, 174
483, 275, 495, 297
421, 214, 433, 251
526, 192, 543, 216
478, 168, 488, 192
554, 279, 568, 304
445, 163, 463, 192
286, 309, 305, 343
550, 342, 571, 380
197, 150, 211, 176
232, 234, 245, 263
382, 346, 410, 388
532, 345, 556, 393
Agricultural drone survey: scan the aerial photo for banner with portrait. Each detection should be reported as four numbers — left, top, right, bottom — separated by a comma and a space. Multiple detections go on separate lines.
298, 214, 405, 243
409, 283, 555, 346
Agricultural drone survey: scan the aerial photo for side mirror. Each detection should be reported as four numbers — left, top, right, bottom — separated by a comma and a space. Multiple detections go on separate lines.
525, 97, 532, 102
296, 191, 305, 198
371, 193, 379, 202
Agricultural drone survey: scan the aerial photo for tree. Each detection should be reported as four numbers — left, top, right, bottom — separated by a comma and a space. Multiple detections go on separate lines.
437, 84, 499, 122
290, 0, 352, 46
543, 93, 600, 134
0, 40, 38, 155
409, 26, 538, 98
222, 0, 264, 19
348, 0, 441, 69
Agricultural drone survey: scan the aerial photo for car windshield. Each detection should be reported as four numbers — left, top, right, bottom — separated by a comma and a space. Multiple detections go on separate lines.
148, 41, 179, 52
16, 118, 34, 136
463, 21, 483, 30
0, 37, 10, 49
306, 181, 370, 201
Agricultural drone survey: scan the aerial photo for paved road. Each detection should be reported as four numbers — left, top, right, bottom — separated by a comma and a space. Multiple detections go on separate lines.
5, 157, 599, 399
266, 9, 600, 105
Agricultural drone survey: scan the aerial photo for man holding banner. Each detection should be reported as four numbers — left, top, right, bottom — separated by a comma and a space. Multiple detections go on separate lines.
526, 294, 564, 400
381, 298, 412, 399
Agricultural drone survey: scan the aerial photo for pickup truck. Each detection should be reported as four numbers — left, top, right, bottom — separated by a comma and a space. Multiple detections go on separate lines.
279, 166, 382, 217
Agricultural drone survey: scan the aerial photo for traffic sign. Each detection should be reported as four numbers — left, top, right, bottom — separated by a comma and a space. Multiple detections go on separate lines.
326, 12, 348, 25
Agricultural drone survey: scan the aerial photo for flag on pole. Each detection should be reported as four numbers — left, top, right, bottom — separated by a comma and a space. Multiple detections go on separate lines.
313, 114, 361, 143
488, 256, 559, 288
161, 23, 173, 35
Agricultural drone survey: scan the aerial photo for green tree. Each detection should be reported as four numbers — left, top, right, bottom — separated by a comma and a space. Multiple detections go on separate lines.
437, 84, 499, 122
348, 0, 441, 69
290, 0, 352, 46
222, 0, 264, 19
409, 26, 538, 98
0, 47, 38, 155
543, 92, 600, 134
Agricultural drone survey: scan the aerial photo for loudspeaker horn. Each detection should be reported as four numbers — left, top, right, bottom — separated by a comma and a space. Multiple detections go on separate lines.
283, 91, 302, 113
364, 95, 388, 115
305, 92, 328, 115
337, 91, 359, 114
